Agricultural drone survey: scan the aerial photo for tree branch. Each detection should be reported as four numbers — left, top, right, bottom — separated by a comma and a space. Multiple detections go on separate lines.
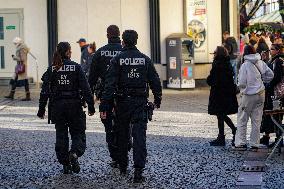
240, 0, 251, 13
247, 0, 265, 20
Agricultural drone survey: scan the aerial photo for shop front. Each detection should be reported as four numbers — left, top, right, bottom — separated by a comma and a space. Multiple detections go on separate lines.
0, 0, 238, 86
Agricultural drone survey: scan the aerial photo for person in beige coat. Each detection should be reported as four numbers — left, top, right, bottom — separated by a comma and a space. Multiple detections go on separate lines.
5, 37, 31, 101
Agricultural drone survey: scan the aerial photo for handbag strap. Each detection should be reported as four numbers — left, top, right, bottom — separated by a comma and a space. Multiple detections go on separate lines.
252, 62, 263, 81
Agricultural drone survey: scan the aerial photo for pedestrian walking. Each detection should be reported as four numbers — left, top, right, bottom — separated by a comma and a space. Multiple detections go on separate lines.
77, 38, 89, 75
223, 31, 239, 83
88, 25, 123, 168
207, 46, 238, 146
100, 30, 162, 183
77, 38, 88, 52
260, 43, 284, 146
81, 41, 96, 79
234, 45, 274, 151
37, 42, 95, 174
5, 37, 31, 101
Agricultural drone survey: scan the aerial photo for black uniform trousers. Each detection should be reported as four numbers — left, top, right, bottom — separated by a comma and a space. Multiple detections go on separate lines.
52, 99, 86, 165
115, 96, 148, 169
101, 110, 118, 161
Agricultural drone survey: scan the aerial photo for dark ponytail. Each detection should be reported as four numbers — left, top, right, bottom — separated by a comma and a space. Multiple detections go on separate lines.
52, 42, 71, 71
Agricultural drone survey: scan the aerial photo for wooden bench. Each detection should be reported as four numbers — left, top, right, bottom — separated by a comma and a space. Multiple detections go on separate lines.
264, 109, 284, 160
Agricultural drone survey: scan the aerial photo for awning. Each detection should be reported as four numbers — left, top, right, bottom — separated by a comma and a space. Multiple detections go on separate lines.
249, 11, 282, 24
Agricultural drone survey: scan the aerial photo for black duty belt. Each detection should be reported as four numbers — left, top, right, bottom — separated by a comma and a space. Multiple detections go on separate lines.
53, 91, 80, 99
117, 88, 147, 97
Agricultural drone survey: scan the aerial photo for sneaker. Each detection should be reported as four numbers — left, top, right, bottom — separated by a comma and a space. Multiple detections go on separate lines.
119, 167, 127, 176
233, 144, 247, 151
63, 164, 72, 174
69, 152, 80, 173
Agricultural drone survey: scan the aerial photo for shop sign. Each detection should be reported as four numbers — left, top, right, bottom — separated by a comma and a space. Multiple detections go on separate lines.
181, 78, 195, 88
6, 25, 16, 30
185, 0, 208, 63
167, 77, 180, 88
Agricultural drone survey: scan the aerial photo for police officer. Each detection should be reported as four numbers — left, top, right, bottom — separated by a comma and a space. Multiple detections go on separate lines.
100, 30, 162, 183
88, 25, 122, 167
37, 42, 95, 174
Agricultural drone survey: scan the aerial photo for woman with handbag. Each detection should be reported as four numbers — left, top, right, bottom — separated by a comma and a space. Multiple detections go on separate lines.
234, 45, 274, 151
260, 43, 284, 146
5, 37, 31, 101
207, 46, 238, 146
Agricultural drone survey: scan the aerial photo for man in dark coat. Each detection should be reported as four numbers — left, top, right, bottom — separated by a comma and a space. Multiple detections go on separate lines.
100, 30, 162, 183
88, 25, 123, 167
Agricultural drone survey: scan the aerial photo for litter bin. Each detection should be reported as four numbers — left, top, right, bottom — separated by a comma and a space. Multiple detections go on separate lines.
166, 33, 195, 88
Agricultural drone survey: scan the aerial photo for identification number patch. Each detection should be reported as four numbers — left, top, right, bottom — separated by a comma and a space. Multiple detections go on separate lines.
58, 75, 70, 85
128, 69, 140, 78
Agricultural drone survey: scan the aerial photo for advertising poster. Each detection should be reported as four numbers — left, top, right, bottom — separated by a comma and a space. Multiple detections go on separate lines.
186, 0, 208, 63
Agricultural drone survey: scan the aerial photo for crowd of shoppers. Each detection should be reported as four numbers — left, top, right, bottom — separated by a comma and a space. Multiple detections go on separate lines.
208, 30, 284, 150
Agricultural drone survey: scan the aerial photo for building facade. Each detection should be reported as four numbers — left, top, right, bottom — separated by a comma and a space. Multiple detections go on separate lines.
0, 0, 238, 86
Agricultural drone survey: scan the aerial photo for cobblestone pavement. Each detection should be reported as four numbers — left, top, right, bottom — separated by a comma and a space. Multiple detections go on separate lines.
0, 88, 283, 189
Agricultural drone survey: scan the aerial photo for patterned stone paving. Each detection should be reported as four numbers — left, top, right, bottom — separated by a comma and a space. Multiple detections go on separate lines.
0, 87, 283, 189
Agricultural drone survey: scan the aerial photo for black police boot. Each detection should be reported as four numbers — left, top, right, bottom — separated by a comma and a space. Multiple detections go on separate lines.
209, 134, 225, 146
133, 168, 144, 183
63, 164, 72, 174
260, 135, 270, 146
69, 152, 80, 174
119, 166, 127, 176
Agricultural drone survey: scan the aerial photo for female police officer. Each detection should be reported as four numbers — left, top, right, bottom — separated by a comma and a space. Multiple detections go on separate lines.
37, 42, 95, 174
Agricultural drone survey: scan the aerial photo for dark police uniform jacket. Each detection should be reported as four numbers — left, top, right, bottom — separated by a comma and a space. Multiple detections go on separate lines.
88, 38, 122, 96
38, 59, 94, 114
101, 46, 162, 101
